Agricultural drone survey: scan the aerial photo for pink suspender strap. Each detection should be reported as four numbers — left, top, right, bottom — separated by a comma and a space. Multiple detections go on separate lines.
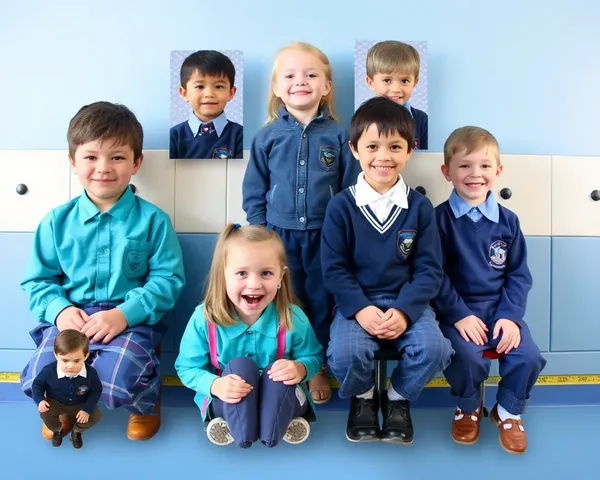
207, 321, 287, 375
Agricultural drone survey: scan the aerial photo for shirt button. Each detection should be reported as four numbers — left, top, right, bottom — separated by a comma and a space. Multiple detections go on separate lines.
299, 160, 305, 166
302, 133, 307, 138
299, 217, 306, 223
299, 188, 305, 194
98, 283, 104, 289
245, 331, 253, 335
100, 248, 108, 255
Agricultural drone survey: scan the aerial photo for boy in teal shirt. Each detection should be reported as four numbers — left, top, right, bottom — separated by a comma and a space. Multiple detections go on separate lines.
20, 101, 186, 442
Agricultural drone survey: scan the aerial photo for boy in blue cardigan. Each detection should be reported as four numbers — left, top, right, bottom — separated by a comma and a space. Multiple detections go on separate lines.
32, 329, 102, 449
433, 126, 546, 455
321, 97, 453, 444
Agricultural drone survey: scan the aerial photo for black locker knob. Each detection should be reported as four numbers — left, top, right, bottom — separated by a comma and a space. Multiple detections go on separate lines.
415, 186, 427, 196
16, 183, 28, 195
500, 188, 512, 200
130, 184, 137, 194
591, 190, 600, 201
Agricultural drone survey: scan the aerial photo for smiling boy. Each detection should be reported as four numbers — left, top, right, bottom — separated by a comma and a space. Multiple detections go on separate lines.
170, 50, 243, 159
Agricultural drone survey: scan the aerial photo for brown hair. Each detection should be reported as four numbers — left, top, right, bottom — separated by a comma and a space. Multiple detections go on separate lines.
443, 126, 500, 166
67, 101, 144, 159
267, 42, 339, 123
54, 329, 90, 356
203, 224, 298, 330
366, 41, 421, 79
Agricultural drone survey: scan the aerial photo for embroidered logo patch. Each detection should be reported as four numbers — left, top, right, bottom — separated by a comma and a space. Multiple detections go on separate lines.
489, 240, 507, 268
76, 385, 89, 396
319, 146, 338, 170
124, 250, 147, 277
212, 147, 232, 159
397, 230, 416, 258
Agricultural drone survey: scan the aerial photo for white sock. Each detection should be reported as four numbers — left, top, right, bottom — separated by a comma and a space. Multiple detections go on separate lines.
387, 385, 406, 401
356, 386, 374, 400
497, 403, 521, 421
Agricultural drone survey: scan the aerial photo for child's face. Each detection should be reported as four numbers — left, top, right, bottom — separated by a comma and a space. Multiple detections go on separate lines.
54, 349, 89, 376
273, 49, 332, 116
366, 72, 418, 106
350, 123, 413, 195
224, 240, 284, 325
70, 138, 143, 211
442, 148, 503, 205
179, 70, 236, 123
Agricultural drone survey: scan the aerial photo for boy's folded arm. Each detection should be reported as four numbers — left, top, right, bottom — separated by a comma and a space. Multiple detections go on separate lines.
21, 213, 72, 324
494, 221, 532, 327
320, 206, 371, 318
393, 203, 443, 322
118, 219, 186, 327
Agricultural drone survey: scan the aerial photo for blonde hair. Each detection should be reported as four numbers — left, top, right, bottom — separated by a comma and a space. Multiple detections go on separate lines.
266, 42, 339, 123
443, 126, 501, 166
366, 41, 421, 80
203, 224, 298, 330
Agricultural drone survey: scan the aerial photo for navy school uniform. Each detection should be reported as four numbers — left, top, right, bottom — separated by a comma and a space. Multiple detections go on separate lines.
433, 190, 546, 414
407, 105, 428, 150
320, 178, 453, 399
170, 110, 243, 159
242, 106, 360, 347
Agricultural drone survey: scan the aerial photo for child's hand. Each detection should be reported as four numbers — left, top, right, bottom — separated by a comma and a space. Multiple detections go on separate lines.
493, 319, 521, 354
81, 308, 128, 344
56, 307, 90, 332
355, 306, 385, 336
268, 360, 307, 385
38, 400, 50, 413
374, 308, 409, 340
455, 315, 489, 345
76, 410, 90, 423
210, 374, 253, 404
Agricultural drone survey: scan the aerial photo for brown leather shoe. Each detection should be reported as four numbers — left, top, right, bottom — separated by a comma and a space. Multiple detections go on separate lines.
126, 402, 161, 441
490, 403, 527, 454
42, 415, 74, 440
451, 406, 483, 444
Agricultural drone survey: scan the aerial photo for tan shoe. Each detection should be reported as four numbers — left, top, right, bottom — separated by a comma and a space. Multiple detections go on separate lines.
308, 368, 331, 404
490, 403, 527, 454
451, 406, 483, 445
127, 401, 161, 441
42, 415, 74, 440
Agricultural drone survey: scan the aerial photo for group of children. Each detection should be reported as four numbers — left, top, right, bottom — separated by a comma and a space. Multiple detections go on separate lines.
22, 40, 545, 456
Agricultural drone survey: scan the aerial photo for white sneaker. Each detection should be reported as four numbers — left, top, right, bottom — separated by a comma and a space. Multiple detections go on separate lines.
283, 417, 310, 444
206, 417, 234, 446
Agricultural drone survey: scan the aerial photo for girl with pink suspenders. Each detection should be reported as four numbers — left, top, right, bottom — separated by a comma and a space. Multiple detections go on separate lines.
175, 224, 323, 447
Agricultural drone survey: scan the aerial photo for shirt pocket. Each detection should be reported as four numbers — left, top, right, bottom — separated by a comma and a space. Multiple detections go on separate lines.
122, 239, 150, 278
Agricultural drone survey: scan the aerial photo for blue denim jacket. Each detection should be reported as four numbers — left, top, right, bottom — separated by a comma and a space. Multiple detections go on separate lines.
242, 106, 358, 230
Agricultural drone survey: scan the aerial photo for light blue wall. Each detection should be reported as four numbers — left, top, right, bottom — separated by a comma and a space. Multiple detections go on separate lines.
1, 0, 600, 155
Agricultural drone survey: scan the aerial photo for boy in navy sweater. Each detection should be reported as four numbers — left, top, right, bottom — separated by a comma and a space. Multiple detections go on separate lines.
170, 50, 243, 159
322, 97, 453, 444
32, 330, 102, 449
364, 41, 428, 150
433, 126, 546, 455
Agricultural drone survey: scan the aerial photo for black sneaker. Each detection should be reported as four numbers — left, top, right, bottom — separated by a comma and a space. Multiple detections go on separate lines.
51, 431, 62, 447
346, 392, 380, 442
380, 391, 414, 444
70, 431, 83, 449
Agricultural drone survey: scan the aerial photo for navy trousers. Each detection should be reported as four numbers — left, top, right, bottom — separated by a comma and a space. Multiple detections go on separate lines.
440, 321, 546, 414
270, 226, 331, 348
210, 357, 308, 448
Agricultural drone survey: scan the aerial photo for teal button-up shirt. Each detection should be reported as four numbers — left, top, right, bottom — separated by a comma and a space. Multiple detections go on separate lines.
175, 302, 323, 419
21, 187, 186, 326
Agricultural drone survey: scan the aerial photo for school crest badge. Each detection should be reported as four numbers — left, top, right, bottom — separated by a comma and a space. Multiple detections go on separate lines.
397, 230, 416, 258
212, 147, 232, 159
319, 146, 338, 170
124, 250, 147, 277
76, 385, 89, 396
489, 240, 507, 268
